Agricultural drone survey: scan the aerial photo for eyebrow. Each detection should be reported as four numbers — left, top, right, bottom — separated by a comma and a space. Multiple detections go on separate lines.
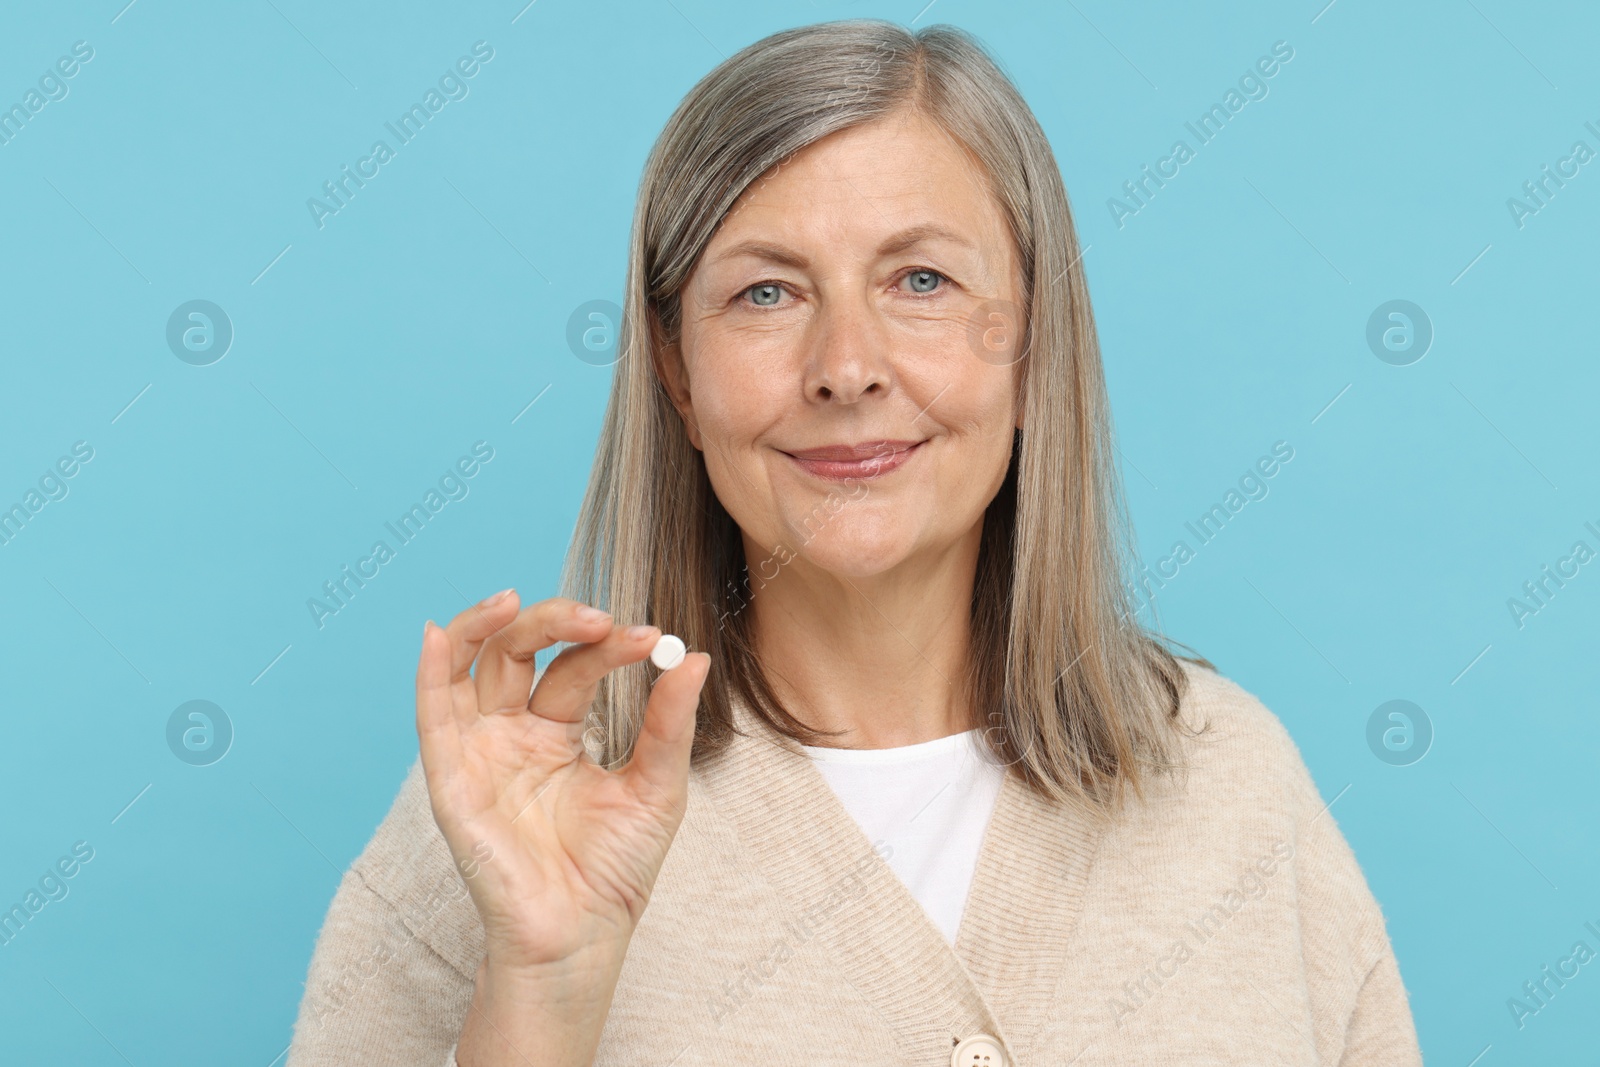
709, 223, 976, 269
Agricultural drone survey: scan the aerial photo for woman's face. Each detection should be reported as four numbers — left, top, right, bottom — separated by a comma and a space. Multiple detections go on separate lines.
660, 107, 1025, 581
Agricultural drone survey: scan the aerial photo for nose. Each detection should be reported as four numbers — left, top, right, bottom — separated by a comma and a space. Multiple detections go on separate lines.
803, 291, 893, 404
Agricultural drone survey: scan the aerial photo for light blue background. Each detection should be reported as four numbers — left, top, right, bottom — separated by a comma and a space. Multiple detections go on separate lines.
2, 0, 1595, 1061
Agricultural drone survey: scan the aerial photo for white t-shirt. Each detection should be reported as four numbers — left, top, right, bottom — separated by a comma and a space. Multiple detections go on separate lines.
800, 728, 1006, 945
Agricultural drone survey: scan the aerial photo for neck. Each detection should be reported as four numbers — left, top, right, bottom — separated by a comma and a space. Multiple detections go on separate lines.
744, 525, 982, 750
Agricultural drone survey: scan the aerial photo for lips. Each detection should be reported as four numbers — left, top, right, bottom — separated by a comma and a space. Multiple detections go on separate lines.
782, 439, 925, 481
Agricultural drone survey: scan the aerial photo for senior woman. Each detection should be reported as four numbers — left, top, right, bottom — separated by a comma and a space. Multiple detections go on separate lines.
287, 19, 1421, 1067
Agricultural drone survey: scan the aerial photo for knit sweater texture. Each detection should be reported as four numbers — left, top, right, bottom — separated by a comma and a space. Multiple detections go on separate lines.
285, 659, 1423, 1066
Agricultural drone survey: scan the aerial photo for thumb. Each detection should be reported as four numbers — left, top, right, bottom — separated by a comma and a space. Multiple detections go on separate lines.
622, 652, 709, 821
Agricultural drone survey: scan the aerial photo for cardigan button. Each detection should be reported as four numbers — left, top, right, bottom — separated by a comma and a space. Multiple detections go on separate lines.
951, 1032, 1008, 1067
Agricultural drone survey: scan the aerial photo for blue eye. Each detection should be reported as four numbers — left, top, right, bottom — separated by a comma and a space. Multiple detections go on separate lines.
905, 270, 944, 293
746, 283, 783, 306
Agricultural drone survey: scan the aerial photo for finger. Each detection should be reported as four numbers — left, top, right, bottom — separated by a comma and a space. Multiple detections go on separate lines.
623, 651, 710, 821
441, 587, 526, 687
474, 597, 619, 713
524, 622, 663, 726
415, 619, 465, 800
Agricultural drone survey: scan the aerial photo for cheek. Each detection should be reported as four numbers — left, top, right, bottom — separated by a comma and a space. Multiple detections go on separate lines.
685, 360, 777, 509
684, 332, 792, 442
918, 363, 1018, 440
691, 373, 769, 452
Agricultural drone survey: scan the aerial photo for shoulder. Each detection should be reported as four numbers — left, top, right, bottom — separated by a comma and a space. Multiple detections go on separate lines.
1170, 656, 1291, 745
343, 758, 485, 980
1162, 657, 1391, 963
1166, 656, 1324, 816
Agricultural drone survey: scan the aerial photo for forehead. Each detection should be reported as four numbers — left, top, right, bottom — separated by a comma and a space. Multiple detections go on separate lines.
705, 110, 1013, 260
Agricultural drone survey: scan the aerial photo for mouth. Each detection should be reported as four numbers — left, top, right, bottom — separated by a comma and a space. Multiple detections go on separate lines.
781, 439, 926, 482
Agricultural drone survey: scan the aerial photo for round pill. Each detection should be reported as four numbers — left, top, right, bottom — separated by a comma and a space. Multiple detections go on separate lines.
650, 634, 687, 670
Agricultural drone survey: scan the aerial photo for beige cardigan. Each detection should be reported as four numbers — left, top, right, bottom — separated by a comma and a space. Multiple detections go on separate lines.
285, 659, 1423, 1066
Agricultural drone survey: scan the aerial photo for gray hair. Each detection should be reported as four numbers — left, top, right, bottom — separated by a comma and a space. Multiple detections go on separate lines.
562, 18, 1210, 818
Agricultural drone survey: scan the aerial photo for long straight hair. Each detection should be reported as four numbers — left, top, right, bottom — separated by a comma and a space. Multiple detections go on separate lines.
561, 18, 1212, 821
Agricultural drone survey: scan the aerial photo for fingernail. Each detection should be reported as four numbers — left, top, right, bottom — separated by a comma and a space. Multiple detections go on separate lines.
423, 619, 435, 636
626, 624, 657, 640
483, 588, 515, 607
577, 605, 611, 623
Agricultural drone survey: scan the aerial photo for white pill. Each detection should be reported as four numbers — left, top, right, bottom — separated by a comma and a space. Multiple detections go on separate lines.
650, 633, 687, 670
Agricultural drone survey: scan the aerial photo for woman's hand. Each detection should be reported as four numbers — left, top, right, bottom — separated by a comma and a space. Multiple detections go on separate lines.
415, 589, 710, 977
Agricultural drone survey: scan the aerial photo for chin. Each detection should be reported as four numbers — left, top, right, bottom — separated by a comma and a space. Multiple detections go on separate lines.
787, 524, 919, 579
